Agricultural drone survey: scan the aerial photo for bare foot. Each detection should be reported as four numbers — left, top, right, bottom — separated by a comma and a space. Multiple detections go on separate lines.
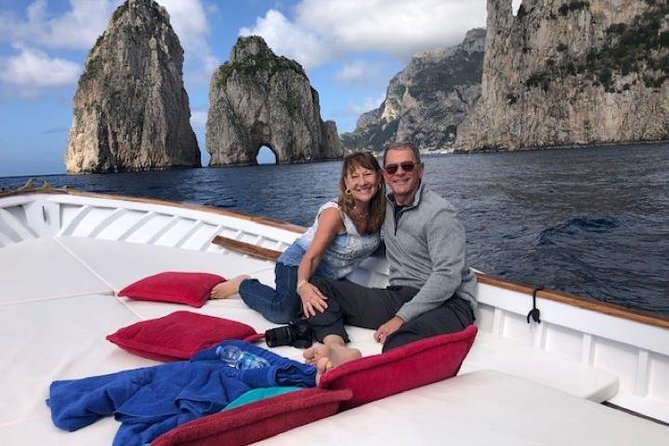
326, 344, 362, 368
306, 343, 362, 369
315, 357, 333, 385
210, 274, 250, 299
303, 344, 330, 365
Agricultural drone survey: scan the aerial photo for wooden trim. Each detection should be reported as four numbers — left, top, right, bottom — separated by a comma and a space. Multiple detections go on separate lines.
476, 272, 669, 330
212, 235, 282, 261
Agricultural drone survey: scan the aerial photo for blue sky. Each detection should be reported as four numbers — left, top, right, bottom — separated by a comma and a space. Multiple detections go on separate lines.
0, 0, 519, 177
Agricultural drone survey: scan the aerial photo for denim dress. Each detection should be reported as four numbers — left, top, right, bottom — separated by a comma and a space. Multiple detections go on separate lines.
238, 201, 380, 324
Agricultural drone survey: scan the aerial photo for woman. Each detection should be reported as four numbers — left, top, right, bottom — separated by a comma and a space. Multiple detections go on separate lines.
211, 151, 386, 324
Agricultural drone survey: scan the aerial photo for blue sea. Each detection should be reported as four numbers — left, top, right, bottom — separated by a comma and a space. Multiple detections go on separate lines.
2, 142, 668, 317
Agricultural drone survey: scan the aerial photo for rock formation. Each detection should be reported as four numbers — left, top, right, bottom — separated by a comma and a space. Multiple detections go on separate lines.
207, 36, 342, 165
65, 0, 199, 173
455, 0, 669, 151
342, 29, 486, 154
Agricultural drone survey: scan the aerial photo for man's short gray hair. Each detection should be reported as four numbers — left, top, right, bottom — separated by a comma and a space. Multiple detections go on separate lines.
383, 141, 421, 166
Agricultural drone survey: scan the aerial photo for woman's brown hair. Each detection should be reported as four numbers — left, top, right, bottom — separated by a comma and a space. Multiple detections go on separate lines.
337, 151, 386, 234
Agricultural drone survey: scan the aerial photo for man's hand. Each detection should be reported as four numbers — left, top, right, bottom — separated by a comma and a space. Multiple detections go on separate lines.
374, 315, 405, 344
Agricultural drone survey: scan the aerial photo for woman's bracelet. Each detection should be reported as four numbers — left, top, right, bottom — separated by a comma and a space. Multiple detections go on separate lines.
296, 279, 308, 292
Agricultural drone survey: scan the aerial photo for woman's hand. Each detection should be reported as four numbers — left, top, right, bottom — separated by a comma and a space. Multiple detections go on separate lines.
298, 282, 328, 317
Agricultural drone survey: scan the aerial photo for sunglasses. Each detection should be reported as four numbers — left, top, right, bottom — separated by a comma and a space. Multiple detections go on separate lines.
384, 161, 417, 175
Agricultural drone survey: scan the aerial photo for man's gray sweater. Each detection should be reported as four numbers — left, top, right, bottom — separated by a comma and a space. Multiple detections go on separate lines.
385, 182, 477, 322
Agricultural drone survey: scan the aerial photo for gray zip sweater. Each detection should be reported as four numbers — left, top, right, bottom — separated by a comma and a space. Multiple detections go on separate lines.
386, 182, 477, 322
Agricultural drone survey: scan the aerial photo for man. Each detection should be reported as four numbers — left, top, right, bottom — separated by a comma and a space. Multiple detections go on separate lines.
303, 142, 477, 370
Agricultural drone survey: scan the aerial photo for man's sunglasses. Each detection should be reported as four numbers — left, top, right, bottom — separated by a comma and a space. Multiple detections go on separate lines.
384, 161, 417, 175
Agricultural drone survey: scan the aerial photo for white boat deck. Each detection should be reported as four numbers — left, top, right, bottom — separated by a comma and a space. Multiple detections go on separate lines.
1, 235, 667, 445
1, 191, 668, 445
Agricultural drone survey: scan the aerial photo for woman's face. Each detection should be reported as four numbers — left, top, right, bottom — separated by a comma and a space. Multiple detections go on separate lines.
344, 164, 379, 204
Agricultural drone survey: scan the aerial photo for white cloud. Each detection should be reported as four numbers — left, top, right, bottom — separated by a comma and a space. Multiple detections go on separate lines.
331, 92, 385, 132
350, 93, 386, 116
157, 0, 219, 83
240, 9, 326, 68
0, 0, 218, 91
334, 60, 383, 84
241, 0, 487, 68
0, 0, 121, 49
0, 45, 80, 88
190, 108, 208, 129
157, 0, 207, 52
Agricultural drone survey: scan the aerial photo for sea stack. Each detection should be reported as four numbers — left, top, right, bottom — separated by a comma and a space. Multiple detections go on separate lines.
455, 0, 669, 151
207, 35, 342, 165
64, 0, 200, 174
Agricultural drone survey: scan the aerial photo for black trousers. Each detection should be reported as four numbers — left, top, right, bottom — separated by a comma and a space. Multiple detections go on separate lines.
308, 277, 475, 352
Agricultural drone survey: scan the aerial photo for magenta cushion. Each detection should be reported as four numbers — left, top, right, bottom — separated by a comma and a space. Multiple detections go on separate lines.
106, 311, 263, 361
318, 324, 478, 410
117, 271, 225, 308
152, 388, 352, 446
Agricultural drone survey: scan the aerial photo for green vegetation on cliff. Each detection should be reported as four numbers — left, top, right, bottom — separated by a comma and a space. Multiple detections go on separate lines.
526, 2, 668, 93
341, 119, 399, 153
408, 49, 484, 100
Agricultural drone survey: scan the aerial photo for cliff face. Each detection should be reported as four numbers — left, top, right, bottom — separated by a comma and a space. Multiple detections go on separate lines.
342, 29, 486, 153
65, 0, 199, 173
456, 0, 669, 151
207, 36, 342, 165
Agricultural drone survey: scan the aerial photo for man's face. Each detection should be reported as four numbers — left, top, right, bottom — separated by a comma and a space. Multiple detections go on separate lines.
383, 148, 423, 205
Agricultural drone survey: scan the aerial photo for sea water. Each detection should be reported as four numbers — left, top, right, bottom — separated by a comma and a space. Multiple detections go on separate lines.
1, 142, 667, 317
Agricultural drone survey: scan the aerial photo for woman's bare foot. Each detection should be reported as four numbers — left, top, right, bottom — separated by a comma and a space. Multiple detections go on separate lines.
210, 274, 250, 299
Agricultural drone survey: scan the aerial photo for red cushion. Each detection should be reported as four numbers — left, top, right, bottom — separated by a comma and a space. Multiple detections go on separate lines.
106, 311, 263, 361
151, 388, 352, 446
117, 271, 225, 308
318, 325, 478, 410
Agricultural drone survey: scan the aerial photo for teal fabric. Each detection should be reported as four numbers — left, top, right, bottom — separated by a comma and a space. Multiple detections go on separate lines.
224, 386, 302, 410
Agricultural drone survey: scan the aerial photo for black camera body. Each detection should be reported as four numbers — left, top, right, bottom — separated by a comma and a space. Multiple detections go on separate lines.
265, 319, 313, 349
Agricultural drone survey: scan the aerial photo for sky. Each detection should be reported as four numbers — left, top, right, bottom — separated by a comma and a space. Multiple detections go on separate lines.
0, 0, 521, 177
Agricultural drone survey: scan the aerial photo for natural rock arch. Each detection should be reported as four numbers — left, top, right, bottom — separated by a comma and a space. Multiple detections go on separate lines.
206, 36, 342, 166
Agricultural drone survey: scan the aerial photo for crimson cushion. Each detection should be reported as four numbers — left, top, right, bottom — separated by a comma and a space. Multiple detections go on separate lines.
117, 271, 225, 308
106, 311, 263, 361
151, 388, 352, 446
318, 324, 478, 410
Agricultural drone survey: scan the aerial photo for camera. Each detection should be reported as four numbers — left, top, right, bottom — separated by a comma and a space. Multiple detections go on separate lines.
265, 319, 313, 349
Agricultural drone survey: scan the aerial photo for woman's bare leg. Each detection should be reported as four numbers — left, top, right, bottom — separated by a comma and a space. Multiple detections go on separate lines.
210, 274, 251, 299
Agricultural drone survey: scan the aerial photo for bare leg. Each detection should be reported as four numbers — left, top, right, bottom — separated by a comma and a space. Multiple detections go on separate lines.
210, 274, 250, 299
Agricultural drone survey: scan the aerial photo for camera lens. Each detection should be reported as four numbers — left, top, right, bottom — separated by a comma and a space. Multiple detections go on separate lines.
264, 320, 313, 349
265, 325, 294, 347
